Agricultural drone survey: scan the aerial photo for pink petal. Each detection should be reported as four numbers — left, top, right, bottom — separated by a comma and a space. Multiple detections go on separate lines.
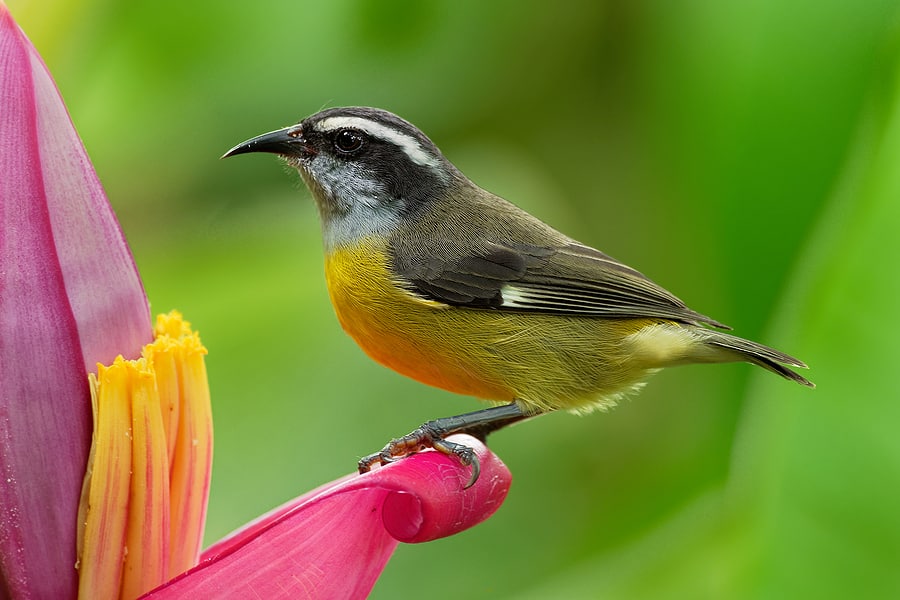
141, 436, 511, 599
0, 5, 151, 596
22, 13, 151, 370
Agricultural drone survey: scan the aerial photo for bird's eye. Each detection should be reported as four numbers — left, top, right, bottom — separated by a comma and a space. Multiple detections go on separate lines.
333, 129, 365, 153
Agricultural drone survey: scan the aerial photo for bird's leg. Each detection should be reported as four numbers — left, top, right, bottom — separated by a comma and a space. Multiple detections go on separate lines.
358, 402, 533, 488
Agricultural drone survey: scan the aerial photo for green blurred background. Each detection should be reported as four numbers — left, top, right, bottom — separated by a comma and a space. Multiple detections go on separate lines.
11, 0, 900, 597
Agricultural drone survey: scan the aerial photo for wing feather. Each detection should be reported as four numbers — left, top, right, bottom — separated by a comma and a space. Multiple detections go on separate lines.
399, 240, 728, 328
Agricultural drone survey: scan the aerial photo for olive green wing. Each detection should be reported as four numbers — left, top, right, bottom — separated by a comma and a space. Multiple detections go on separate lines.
395, 241, 729, 328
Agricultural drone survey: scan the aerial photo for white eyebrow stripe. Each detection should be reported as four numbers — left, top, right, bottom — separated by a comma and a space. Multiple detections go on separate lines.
316, 115, 441, 168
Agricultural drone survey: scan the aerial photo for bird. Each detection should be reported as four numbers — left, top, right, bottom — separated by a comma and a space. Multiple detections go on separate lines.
224, 106, 812, 485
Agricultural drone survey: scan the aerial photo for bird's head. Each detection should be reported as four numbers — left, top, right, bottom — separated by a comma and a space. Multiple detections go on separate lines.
225, 107, 463, 247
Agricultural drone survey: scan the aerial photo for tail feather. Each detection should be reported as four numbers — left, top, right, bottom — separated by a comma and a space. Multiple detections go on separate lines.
703, 331, 815, 388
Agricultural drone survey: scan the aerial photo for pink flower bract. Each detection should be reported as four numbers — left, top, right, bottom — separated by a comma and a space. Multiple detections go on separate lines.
0, 4, 152, 596
142, 435, 510, 599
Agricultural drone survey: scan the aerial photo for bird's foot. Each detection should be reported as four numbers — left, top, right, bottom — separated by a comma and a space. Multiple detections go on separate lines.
358, 402, 531, 488
358, 421, 480, 488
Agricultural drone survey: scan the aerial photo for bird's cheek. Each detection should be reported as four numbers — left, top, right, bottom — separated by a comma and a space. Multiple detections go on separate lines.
284, 154, 311, 171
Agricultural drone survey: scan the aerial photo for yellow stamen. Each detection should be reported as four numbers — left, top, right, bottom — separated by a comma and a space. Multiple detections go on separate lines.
121, 365, 170, 598
150, 313, 213, 578
77, 362, 133, 598
77, 311, 212, 600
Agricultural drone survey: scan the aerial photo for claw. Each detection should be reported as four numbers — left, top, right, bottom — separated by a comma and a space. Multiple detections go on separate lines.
430, 435, 480, 488
357, 402, 529, 488
357, 423, 481, 487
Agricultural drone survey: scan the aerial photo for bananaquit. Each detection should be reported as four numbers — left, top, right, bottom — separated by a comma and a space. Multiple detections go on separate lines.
225, 106, 812, 485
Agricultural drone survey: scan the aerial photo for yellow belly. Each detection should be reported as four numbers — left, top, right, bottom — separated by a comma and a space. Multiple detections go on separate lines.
324, 238, 667, 412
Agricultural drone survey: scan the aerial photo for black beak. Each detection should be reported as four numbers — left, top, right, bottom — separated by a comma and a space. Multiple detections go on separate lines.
222, 126, 314, 159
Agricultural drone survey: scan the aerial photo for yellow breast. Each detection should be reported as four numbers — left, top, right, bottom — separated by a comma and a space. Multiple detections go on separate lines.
324, 238, 517, 401
323, 237, 664, 412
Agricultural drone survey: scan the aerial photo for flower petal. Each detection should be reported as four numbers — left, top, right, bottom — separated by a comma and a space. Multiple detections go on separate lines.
0, 5, 151, 596
140, 436, 511, 599
23, 14, 150, 371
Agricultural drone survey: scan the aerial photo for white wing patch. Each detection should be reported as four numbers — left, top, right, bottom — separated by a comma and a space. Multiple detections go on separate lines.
316, 115, 441, 169
499, 283, 618, 313
499, 284, 532, 309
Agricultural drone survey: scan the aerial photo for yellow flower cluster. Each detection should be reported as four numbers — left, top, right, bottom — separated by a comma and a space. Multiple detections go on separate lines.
77, 311, 212, 600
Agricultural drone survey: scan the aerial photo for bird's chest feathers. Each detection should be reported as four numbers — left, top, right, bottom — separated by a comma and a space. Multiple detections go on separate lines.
323, 239, 441, 355
322, 238, 515, 401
